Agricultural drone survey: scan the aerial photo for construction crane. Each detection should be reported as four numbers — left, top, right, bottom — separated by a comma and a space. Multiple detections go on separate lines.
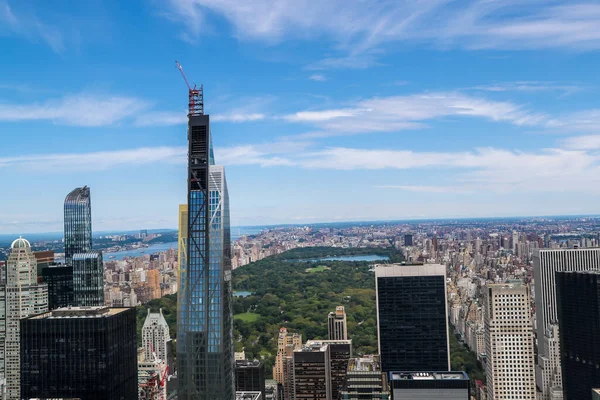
175, 60, 204, 116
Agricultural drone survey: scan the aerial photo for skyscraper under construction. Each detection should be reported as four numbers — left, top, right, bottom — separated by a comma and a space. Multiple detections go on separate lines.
176, 63, 234, 400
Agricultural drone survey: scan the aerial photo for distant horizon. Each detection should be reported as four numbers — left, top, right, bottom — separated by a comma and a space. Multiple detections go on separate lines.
2, 212, 600, 238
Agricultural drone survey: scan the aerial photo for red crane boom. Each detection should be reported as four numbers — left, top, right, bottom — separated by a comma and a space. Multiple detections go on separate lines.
175, 60, 204, 116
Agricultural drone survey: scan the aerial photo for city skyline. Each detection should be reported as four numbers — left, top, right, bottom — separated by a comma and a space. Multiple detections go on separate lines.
2, 1, 600, 233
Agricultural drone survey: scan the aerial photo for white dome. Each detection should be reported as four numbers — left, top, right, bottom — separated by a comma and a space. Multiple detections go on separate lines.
11, 237, 31, 249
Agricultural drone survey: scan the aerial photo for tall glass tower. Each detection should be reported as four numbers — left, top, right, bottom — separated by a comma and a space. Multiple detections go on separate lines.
64, 186, 92, 265
177, 109, 234, 399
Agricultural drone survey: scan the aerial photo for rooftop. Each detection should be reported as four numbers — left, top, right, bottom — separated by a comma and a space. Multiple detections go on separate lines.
389, 371, 469, 381
348, 355, 381, 372
28, 306, 130, 319
235, 391, 262, 400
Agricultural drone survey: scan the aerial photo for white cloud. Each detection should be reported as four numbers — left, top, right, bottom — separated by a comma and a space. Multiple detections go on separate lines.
562, 135, 600, 150
0, 93, 150, 127
283, 92, 547, 135
377, 185, 472, 194
469, 81, 582, 95
135, 111, 187, 127
212, 113, 265, 123
0, 1, 65, 52
308, 74, 327, 82
157, 1, 600, 66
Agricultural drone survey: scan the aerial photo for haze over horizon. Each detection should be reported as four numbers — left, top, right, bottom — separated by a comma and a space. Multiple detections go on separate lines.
2, 1, 600, 233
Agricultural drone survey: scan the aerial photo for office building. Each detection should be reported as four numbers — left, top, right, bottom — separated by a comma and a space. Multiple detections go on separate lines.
33, 250, 54, 280
0, 237, 48, 400
235, 360, 266, 399
557, 271, 600, 400
293, 340, 352, 400
328, 305, 348, 341
293, 342, 330, 400
142, 308, 172, 363
264, 380, 282, 400
533, 248, 600, 399
484, 282, 536, 400
389, 371, 470, 400
273, 327, 302, 400
177, 97, 234, 399
375, 264, 450, 372
178, 204, 188, 291
20, 306, 137, 400
42, 264, 74, 309
404, 234, 413, 246
64, 186, 93, 265
72, 251, 104, 306
340, 355, 388, 400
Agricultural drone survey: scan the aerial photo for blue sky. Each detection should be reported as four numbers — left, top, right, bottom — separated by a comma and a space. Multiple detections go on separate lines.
1, 0, 600, 233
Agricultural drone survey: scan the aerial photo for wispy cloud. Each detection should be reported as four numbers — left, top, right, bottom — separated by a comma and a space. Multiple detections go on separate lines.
0, 93, 150, 127
308, 74, 327, 82
283, 92, 548, 136
562, 135, 600, 150
469, 81, 582, 95
157, 1, 600, 69
377, 185, 472, 194
0, 1, 65, 52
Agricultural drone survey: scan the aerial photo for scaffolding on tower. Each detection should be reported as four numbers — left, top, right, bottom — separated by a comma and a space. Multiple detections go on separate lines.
176, 60, 204, 116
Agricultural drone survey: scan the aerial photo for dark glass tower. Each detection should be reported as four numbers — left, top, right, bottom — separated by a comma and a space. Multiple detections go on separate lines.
235, 360, 266, 398
557, 270, 600, 400
375, 264, 450, 373
42, 265, 74, 309
177, 108, 234, 399
64, 186, 92, 265
20, 307, 137, 400
72, 251, 104, 306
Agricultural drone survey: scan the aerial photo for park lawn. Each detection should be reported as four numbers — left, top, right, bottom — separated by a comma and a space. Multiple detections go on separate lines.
234, 312, 261, 322
305, 265, 330, 273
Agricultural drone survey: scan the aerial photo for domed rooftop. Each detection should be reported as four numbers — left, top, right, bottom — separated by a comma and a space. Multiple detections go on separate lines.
11, 237, 31, 249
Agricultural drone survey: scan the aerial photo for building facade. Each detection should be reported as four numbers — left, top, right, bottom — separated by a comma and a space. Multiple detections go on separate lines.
235, 360, 266, 399
556, 271, 600, 400
293, 342, 330, 400
0, 237, 48, 400
273, 327, 302, 400
20, 306, 137, 400
375, 264, 450, 372
72, 251, 104, 306
142, 308, 172, 363
484, 282, 536, 400
340, 356, 388, 400
533, 248, 600, 399
64, 186, 93, 265
42, 264, 74, 309
177, 111, 234, 399
389, 371, 470, 400
328, 305, 348, 341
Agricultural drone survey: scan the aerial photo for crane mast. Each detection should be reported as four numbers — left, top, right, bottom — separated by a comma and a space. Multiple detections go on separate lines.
175, 60, 204, 116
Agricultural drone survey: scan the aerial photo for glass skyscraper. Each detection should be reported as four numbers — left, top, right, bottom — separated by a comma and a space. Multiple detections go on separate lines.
72, 251, 104, 306
64, 186, 92, 266
177, 113, 234, 399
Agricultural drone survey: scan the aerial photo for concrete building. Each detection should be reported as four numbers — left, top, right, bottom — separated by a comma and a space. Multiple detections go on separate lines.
375, 264, 450, 372
0, 238, 48, 400
293, 340, 352, 400
235, 360, 266, 399
340, 355, 388, 400
484, 282, 536, 400
556, 271, 600, 400
273, 327, 302, 399
20, 306, 137, 400
533, 248, 600, 399
328, 305, 348, 341
389, 371, 470, 399
142, 308, 172, 364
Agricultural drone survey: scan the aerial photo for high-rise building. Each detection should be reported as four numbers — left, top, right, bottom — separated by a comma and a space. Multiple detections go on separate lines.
64, 186, 93, 265
375, 264, 450, 372
42, 264, 74, 309
235, 360, 266, 399
533, 248, 600, 399
273, 328, 302, 389
178, 204, 188, 290
340, 356, 388, 400
0, 237, 48, 400
72, 251, 104, 306
33, 250, 54, 280
328, 305, 348, 341
389, 371, 470, 400
20, 306, 137, 400
142, 308, 172, 364
484, 282, 536, 400
594, 389, 600, 400
404, 234, 413, 246
177, 98, 234, 399
292, 340, 352, 400
556, 271, 600, 400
